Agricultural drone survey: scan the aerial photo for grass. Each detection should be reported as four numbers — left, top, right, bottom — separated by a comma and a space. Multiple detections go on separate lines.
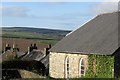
2, 31, 64, 38
2, 31, 57, 39
2, 31, 62, 45
37, 39, 59, 45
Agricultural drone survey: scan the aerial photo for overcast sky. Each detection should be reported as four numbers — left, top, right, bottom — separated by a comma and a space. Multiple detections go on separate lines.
0, 0, 119, 30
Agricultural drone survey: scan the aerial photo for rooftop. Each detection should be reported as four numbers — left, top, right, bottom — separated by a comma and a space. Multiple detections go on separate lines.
49, 12, 120, 55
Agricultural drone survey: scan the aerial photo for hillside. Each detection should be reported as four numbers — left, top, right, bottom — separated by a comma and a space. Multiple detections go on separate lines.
2, 27, 71, 36
2, 27, 71, 45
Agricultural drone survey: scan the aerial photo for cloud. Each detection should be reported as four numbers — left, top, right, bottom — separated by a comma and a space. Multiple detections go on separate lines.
92, 1, 119, 15
63, 13, 93, 17
0, 6, 90, 21
0, 6, 30, 17
37, 12, 93, 21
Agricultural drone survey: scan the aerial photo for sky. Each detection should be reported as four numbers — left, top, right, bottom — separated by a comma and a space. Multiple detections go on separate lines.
0, 0, 119, 30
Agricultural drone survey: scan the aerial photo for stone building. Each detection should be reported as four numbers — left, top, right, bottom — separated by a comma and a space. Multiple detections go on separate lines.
49, 12, 120, 78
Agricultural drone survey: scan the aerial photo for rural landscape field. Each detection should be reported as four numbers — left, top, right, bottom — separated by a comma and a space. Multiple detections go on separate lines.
2, 27, 71, 45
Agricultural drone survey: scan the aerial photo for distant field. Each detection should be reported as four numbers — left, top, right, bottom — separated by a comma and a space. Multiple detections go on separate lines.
2, 27, 71, 45
2, 31, 62, 40
2, 31, 59, 45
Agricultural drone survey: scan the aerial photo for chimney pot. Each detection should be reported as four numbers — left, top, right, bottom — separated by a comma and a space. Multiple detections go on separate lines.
4, 44, 11, 51
49, 44, 51, 48
31, 44, 32, 47
13, 44, 15, 48
6, 44, 8, 47
33, 43, 36, 47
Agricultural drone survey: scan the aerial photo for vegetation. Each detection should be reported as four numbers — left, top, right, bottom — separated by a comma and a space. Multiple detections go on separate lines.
2, 60, 46, 76
2, 31, 60, 40
2, 27, 70, 45
85, 54, 114, 78
2, 31, 59, 45
37, 39, 59, 45
2, 51, 17, 62
19, 70, 46, 78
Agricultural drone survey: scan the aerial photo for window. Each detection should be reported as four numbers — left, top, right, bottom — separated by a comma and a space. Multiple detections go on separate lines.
65, 56, 69, 78
79, 58, 85, 77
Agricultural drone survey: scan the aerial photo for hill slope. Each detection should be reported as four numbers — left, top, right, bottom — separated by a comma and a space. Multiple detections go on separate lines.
2, 27, 71, 36
2, 27, 71, 45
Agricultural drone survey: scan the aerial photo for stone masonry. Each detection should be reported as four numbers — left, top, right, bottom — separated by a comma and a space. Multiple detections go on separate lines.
49, 52, 88, 78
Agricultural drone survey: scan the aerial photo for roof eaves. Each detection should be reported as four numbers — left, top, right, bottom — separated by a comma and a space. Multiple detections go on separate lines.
50, 50, 112, 56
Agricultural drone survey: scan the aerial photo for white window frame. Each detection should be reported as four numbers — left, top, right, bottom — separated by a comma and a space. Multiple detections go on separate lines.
79, 58, 85, 77
64, 56, 69, 78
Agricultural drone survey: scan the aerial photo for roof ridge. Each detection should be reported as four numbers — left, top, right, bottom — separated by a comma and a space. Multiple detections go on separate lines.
98, 11, 120, 16
66, 15, 98, 36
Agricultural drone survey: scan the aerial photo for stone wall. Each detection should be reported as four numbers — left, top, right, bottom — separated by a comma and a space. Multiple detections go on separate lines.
49, 52, 88, 78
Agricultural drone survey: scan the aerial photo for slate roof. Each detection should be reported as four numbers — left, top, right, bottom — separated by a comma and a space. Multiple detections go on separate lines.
16, 52, 26, 58
49, 12, 120, 55
21, 50, 49, 68
21, 50, 45, 61
40, 55, 49, 68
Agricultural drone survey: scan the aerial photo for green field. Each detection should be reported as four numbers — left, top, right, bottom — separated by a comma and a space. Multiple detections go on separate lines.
2, 31, 59, 45
2, 27, 70, 45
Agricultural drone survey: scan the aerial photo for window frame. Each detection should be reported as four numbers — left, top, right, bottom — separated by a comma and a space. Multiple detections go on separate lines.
79, 58, 85, 77
64, 56, 69, 78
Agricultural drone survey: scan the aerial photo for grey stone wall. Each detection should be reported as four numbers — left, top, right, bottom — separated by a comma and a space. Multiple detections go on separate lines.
49, 52, 88, 78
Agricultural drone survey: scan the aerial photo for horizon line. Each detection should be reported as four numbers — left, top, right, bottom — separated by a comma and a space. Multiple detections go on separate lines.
1, 26, 72, 31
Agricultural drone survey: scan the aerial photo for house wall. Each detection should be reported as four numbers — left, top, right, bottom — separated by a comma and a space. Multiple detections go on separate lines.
49, 52, 88, 78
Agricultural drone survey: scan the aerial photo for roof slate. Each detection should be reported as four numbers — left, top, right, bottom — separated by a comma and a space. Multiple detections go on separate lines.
49, 12, 119, 55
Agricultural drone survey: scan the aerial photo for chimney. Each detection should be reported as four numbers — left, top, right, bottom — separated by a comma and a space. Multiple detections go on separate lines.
29, 44, 33, 52
28, 46, 30, 54
12, 44, 19, 52
44, 48, 47, 56
4, 44, 11, 52
45, 44, 51, 55
6, 44, 8, 47
13, 44, 15, 49
12, 44, 15, 52
31, 44, 32, 47
48, 44, 51, 48
33, 43, 37, 50
33, 43, 36, 47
